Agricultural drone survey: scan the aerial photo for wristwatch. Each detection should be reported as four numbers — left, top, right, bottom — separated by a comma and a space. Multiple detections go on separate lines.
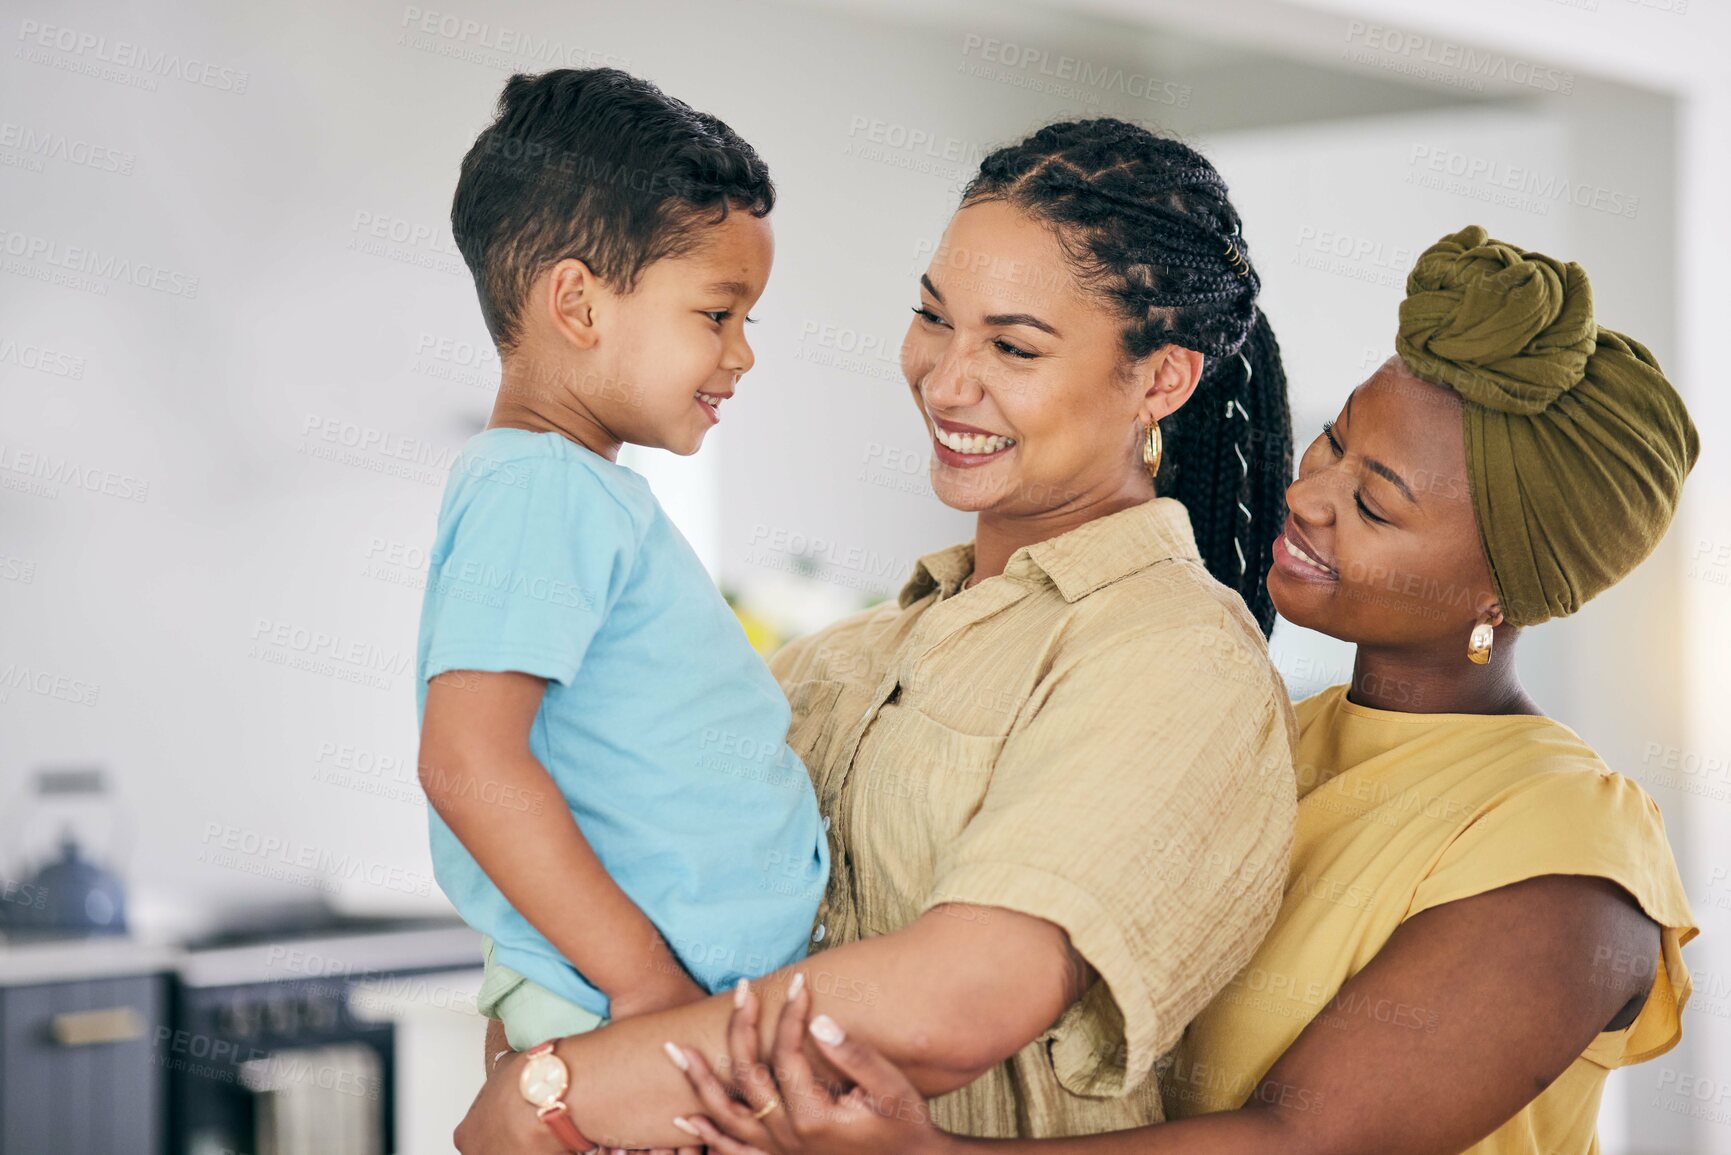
518, 1041, 598, 1153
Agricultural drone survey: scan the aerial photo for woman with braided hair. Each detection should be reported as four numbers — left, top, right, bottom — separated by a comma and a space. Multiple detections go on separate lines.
454, 117, 1305, 1152
666, 228, 1699, 1155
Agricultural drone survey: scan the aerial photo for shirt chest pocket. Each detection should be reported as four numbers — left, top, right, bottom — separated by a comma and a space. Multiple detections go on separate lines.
847, 703, 1009, 933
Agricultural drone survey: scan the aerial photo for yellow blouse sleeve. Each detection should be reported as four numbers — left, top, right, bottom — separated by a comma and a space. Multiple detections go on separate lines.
1406, 768, 1698, 1068
921, 612, 1298, 1099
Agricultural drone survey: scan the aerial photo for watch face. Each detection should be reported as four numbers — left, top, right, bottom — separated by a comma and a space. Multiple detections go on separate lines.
519, 1051, 570, 1107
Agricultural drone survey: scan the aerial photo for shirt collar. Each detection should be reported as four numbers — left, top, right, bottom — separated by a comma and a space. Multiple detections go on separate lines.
897, 541, 976, 609
896, 497, 1203, 608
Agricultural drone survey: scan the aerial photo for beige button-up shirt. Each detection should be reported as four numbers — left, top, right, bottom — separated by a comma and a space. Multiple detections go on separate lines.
769, 496, 1298, 1139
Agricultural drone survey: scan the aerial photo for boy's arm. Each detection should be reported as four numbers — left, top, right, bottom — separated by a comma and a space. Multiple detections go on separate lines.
419, 668, 704, 1015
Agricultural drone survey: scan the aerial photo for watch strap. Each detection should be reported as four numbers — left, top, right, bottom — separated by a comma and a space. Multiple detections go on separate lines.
537, 1100, 598, 1153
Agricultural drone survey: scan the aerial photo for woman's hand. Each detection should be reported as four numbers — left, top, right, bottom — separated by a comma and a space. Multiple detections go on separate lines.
663, 974, 950, 1155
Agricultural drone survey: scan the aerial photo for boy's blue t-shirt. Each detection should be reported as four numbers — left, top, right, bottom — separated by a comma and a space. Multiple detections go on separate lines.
415, 427, 829, 1018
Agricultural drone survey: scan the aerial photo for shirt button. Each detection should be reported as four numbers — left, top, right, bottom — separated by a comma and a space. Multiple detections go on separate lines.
822, 814, 832, 833
811, 922, 828, 943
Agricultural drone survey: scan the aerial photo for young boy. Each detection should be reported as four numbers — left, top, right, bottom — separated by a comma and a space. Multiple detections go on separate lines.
416, 67, 829, 1062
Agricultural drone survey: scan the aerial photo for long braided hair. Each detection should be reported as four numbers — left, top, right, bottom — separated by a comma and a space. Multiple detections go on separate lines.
960, 119, 1293, 637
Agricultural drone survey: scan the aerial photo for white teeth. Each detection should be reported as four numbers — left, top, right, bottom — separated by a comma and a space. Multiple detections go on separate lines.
934, 426, 1015, 455
1283, 535, 1333, 574
696, 392, 725, 406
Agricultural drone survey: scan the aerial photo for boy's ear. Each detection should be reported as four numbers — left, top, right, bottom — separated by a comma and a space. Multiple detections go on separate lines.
544, 258, 604, 351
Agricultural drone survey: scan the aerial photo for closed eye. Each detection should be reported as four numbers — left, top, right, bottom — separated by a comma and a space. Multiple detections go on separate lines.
1327, 422, 1391, 525
1355, 493, 1390, 525
993, 338, 1037, 360
912, 305, 949, 328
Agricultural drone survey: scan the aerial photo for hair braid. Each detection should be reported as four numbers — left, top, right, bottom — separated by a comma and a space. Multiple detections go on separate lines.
959, 120, 1293, 636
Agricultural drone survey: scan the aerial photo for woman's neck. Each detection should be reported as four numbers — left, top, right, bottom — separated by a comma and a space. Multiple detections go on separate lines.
1346, 631, 1542, 716
970, 477, 1153, 582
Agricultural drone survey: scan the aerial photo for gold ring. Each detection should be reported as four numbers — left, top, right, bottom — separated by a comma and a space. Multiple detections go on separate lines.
751, 1098, 782, 1120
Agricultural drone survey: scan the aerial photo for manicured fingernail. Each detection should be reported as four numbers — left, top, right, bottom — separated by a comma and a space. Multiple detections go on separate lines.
788, 971, 805, 998
672, 1116, 701, 1137
734, 977, 750, 1008
662, 1041, 689, 1071
810, 1013, 844, 1045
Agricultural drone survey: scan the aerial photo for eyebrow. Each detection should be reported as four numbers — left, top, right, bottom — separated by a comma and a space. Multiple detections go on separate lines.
705, 279, 751, 297
920, 274, 1061, 337
1365, 459, 1418, 503
1342, 394, 1418, 503
985, 311, 1060, 337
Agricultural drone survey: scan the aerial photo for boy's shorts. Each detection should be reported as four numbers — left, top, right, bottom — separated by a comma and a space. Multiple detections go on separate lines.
479, 936, 609, 1051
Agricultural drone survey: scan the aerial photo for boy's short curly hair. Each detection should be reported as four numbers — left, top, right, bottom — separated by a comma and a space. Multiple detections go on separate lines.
451, 67, 775, 354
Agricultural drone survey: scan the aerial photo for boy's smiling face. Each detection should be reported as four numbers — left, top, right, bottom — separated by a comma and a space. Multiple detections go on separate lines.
516, 209, 773, 458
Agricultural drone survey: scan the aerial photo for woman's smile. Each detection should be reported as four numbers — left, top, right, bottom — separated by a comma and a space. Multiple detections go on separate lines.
1273, 516, 1339, 583
929, 412, 1017, 468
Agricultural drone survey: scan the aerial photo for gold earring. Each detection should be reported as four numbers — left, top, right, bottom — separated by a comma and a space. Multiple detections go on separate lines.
1143, 421, 1163, 478
1467, 621, 1494, 665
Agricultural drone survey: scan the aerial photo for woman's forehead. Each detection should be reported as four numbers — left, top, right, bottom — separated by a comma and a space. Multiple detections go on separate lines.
1349, 365, 1469, 485
926, 201, 1088, 319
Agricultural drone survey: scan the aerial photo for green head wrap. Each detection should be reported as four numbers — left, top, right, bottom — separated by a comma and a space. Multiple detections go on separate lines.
1395, 225, 1699, 626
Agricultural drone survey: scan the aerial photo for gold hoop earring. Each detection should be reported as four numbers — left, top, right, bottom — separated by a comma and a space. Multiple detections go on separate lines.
1467, 621, 1494, 665
1143, 421, 1163, 478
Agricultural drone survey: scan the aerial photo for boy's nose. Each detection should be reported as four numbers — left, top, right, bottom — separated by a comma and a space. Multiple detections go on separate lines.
723, 334, 755, 376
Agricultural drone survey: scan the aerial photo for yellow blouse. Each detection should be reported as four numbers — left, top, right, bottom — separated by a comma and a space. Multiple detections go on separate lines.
770, 497, 1299, 1138
1167, 683, 1697, 1154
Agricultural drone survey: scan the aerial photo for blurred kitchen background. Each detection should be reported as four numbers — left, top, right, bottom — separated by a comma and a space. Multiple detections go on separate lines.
3, 0, 1727, 1151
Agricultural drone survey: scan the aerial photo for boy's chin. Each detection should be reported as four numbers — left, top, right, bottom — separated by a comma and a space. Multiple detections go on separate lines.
664, 426, 711, 456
